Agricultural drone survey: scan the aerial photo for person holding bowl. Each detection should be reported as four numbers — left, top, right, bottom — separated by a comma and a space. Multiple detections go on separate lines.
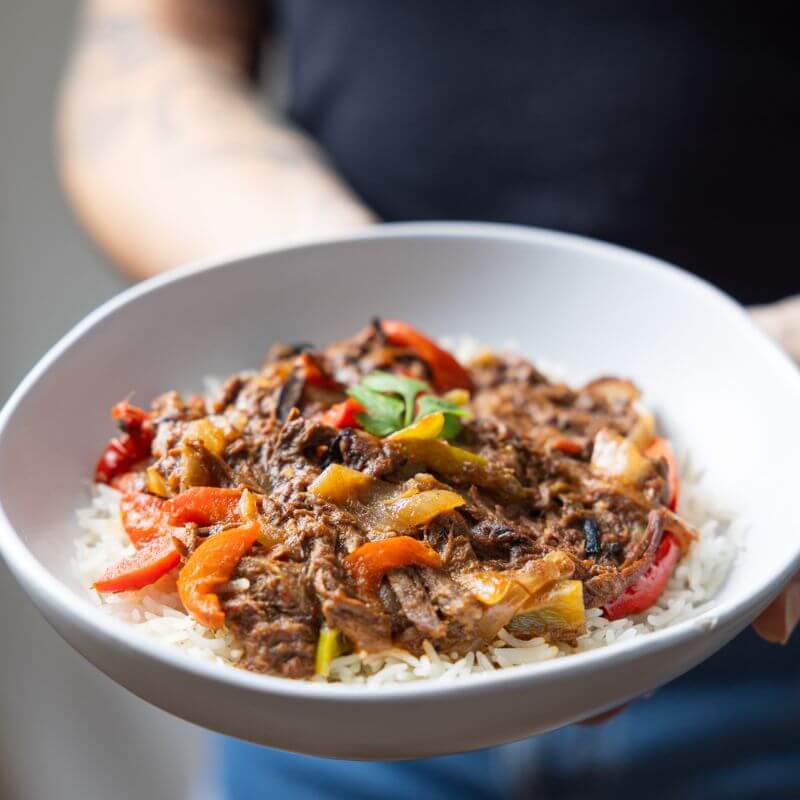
57, 1, 799, 797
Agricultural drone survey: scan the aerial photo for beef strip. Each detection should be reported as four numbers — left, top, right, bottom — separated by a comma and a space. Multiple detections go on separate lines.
390, 565, 486, 656
581, 510, 666, 607
222, 548, 318, 678
387, 569, 446, 641
413, 567, 484, 654
324, 324, 433, 387
308, 537, 392, 653
469, 354, 640, 441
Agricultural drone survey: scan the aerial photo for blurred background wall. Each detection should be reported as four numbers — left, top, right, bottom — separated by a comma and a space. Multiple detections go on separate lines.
0, 4, 201, 798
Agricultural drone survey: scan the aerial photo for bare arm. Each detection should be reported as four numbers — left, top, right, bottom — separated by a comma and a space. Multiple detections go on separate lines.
58, 0, 375, 278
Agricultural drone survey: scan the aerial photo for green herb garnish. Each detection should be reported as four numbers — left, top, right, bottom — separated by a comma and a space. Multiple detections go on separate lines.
360, 371, 430, 426
415, 395, 470, 440
346, 384, 405, 437
349, 371, 470, 440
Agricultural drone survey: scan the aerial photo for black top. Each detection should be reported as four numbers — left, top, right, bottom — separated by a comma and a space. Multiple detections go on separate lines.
275, 2, 798, 303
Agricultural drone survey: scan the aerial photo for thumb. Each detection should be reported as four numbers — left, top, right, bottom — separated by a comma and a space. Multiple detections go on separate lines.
752, 576, 800, 644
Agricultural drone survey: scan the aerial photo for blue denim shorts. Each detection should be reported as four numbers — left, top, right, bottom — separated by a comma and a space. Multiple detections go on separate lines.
208, 631, 800, 800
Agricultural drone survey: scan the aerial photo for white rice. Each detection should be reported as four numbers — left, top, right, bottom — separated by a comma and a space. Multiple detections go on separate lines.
72, 346, 741, 684
72, 470, 740, 683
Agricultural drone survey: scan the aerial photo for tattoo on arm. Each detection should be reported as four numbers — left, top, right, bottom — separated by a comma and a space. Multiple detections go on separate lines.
67, 9, 321, 169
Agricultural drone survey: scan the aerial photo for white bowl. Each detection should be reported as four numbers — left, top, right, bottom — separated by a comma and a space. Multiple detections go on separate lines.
1, 223, 799, 759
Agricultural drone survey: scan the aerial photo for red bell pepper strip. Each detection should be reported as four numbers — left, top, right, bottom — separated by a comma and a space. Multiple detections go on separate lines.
297, 353, 340, 391
550, 435, 583, 456
322, 398, 364, 429
164, 487, 244, 527
177, 522, 260, 628
380, 320, 473, 393
93, 535, 182, 593
344, 535, 443, 594
95, 402, 155, 484
603, 533, 681, 620
646, 436, 680, 511
120, 492, 169, 549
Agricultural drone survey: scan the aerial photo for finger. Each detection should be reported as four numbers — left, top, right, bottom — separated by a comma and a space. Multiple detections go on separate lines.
752, 578, 800, 644
579, 705, 626, 726
749, 297, 800, 363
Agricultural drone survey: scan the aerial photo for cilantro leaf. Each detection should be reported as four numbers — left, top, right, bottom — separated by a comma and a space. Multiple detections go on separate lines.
361, 371, 430, 426
347, 384, 404, 437
415, 394, 470, 440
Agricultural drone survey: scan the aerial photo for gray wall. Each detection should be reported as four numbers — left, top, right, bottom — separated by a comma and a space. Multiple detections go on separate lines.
0, 4, 200, 798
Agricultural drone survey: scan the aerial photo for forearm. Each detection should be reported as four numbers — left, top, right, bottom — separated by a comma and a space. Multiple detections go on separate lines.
58, 0, 374, 278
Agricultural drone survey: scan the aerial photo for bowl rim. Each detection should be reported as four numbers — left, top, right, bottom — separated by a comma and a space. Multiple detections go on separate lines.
1, 220, 799, 703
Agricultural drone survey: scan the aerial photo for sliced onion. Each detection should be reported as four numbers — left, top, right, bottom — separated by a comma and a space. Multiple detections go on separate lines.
511, 551, 575, 596
584, 377, 641, 404
628, 401, 656, 450
663, 509, 698, 553
238, 488, 258, 520
591, 429, 653, 484
464, 551, 578, 641
475, 582, 530, 641
457, 571, 515, 606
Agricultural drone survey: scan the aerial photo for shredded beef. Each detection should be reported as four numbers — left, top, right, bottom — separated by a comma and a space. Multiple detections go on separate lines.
136, 328, 680, 677
222, 550, 318, 678
308, 538, 392, 653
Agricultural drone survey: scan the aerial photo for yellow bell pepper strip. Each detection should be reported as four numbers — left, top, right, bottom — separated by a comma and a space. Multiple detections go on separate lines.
414, 396, 469, 440
184, 418, 226, 457
344, 536, 443, 595
381, 320, 474, 393
309, 464, 375, 505
146, 466, 168, 497
315, 626, 342, 677
507, 580, 586, 639
177, 522, 260, 629
387, 489, 465, 529
164, 487, 244, 527
392, 438, 487, 474
387, 412, 445, 441
389, 438, 528, 501
442, 388, 470, 406
93, 535, 181, 593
